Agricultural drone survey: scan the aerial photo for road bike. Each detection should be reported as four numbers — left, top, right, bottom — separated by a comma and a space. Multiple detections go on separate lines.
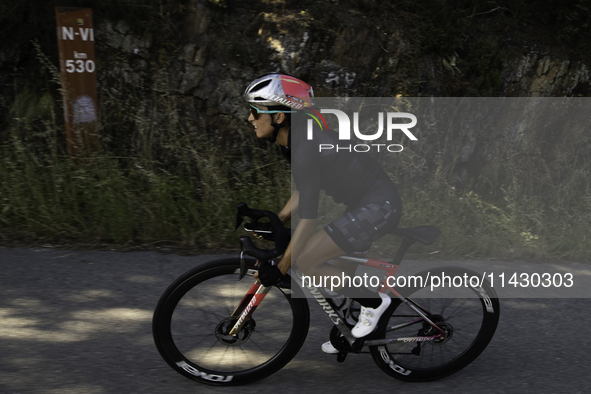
152, 203, 500, 385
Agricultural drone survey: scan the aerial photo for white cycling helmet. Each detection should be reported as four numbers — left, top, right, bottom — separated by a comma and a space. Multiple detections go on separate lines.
244, 73, 314, 110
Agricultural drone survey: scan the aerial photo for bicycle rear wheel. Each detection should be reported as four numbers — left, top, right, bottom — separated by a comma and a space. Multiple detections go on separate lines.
153, 258, 310, 385
370, 267, 500, 382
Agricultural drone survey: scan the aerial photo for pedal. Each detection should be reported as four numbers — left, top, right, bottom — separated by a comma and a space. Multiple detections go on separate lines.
337, 351, 347, 363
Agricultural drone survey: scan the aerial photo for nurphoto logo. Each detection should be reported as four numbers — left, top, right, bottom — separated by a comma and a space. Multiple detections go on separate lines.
304, 108, 418, 153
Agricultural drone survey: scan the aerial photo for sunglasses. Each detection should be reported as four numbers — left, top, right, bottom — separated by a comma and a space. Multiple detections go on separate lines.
249, 104, 296, 120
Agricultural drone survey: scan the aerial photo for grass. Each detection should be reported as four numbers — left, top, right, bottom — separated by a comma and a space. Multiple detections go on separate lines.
1, 1, 590, 260
0, 120, 291, 248
0, 51, 291, 248
2, 75, 590, 260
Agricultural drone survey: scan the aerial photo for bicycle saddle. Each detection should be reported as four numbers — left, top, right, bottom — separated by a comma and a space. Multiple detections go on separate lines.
389, 225, 441, 245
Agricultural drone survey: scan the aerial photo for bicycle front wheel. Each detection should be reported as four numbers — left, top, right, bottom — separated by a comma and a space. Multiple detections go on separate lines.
370, 267, 500, 382
153, 258, 310, 385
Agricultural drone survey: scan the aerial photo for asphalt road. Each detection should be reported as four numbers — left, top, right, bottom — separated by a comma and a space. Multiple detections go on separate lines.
1, 246, 589, 393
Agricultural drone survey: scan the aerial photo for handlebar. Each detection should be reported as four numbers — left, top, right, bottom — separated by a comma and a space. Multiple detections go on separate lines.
234, 202, 291, 264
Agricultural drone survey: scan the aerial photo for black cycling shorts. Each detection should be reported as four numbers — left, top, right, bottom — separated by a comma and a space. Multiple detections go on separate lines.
324, 181, 401, 254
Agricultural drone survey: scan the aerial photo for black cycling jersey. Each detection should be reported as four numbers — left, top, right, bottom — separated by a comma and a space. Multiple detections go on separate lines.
283, 125, 392, 219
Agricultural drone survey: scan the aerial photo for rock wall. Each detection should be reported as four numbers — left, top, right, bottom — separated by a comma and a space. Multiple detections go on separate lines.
1, 0, 590, 192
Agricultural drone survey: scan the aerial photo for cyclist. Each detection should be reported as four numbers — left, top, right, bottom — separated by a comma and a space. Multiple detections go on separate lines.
244, 73, 402, 351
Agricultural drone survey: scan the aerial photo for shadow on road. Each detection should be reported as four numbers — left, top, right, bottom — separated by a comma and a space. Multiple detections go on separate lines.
0, 247, 588, 393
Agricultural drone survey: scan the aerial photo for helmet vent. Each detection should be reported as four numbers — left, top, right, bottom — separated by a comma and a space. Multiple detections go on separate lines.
252, 80, 271, 92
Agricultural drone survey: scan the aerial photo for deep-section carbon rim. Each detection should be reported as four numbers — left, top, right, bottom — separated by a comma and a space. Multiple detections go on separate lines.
370, 267, 500, 382
153, 258, 309, 385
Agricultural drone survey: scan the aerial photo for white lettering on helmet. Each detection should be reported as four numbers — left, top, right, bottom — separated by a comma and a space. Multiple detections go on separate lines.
267, 94, 304, 109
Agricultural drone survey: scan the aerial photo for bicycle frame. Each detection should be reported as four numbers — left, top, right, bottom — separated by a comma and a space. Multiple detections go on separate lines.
154, 206, 498, 384
228, 253, 446, 350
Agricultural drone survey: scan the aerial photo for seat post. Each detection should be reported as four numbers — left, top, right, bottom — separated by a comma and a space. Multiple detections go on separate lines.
391, 238, 416, 266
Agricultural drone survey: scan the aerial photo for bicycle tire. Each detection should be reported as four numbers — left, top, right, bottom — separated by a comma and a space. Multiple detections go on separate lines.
369, 266, 500, 382
153, 257, 310, 385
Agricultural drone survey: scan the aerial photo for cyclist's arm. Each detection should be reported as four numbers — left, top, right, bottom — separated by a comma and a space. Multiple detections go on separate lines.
278, 190, 299, 224
276, 217, 315, 275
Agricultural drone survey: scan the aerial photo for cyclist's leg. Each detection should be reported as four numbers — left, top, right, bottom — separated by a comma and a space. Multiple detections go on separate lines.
296, 227, 391, 339
297, 176, 401, 284
295, 228, 355, 280
296, 200, 400, 285
295, 227, 387, 302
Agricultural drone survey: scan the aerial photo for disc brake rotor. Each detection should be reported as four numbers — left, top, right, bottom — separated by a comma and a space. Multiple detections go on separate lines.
215, 317, 256, 346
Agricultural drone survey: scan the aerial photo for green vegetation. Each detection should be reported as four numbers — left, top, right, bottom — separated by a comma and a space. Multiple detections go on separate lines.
1, 40, 290, 248
0, 0, 590, 260
3, 73, 590, 260
0, 90, 290, 248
